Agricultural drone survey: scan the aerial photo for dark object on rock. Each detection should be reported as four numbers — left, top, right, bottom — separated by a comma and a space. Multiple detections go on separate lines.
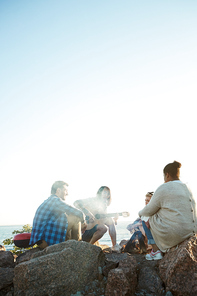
0, 251, 15, 268
13, 233, 31, 248
159, 234, 197, 296
123, 231, 147, 254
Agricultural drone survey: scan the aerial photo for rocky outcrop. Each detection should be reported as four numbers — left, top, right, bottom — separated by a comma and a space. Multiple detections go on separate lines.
0, 234, 197, 296
104, 253, 138, 296
14, 240, 106, 296
0, 251, 15, 295
159, 234, 197, 296
0, 252, 15, 268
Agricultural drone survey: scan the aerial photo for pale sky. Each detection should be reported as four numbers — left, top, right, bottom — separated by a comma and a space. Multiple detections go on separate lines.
1, 0, 197, 225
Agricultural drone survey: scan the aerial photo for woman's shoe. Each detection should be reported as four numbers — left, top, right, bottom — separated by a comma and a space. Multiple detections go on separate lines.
145, 249, 163, 260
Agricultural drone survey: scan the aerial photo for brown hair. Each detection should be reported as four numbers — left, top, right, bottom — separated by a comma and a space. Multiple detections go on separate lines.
163, 161, 182, 179
96, 186, 112, 206
51, 181, 68, 194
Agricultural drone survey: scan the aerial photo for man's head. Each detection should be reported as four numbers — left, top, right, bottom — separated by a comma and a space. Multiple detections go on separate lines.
51, 181, 69, 200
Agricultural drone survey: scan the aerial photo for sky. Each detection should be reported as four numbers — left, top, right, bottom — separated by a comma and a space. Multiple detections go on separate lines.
0, 0, 197, 225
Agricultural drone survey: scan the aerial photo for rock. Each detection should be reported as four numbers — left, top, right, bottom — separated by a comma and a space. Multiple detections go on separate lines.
105, 268, 132, 296
16, 247, 41, 264
105, 253, 138, 296
14, 240, 105, 296
136, 266, 164, 295
118, 255, 138, 293
0, 252, 15, 268
0, 268, 14, 290
102, 259, 119, 276
159, 234, 197, 296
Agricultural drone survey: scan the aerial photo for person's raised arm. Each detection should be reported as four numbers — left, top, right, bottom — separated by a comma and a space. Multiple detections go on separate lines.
55, 198, 85, 223
138, 186, 163, 218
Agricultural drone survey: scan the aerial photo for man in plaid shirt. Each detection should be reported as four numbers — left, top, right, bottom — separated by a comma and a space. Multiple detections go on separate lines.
30, 181, 86, 248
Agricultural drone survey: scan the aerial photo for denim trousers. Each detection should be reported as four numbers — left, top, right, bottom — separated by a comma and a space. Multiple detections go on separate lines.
142, 220, 155, 245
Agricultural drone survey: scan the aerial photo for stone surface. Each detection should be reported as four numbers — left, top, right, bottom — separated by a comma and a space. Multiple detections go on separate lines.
0, 252, 15, 268
16, 247, 41, 264
105, 268, 131, 296
159, 234, 197, 296
1, 235, 197, 295
104, 252, 138, 296
14, 240, 105, 296
137, 266, 164, 295
0, 268, 14, 290
118, 255, 138, 294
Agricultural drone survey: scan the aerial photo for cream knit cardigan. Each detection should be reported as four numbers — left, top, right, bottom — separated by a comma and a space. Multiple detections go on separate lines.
138, 181, 197, 252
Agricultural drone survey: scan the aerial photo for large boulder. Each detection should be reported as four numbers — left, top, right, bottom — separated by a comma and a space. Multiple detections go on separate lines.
0, 251, 15, 268
14, 240, 105, 296
159, 234, 197, 296
16, 247, 41, 264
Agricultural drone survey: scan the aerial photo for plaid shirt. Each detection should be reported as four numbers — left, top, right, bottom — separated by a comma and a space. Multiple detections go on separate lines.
30, 195, 84, 246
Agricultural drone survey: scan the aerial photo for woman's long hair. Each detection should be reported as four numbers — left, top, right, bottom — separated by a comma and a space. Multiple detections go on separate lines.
96, 186, 112, 206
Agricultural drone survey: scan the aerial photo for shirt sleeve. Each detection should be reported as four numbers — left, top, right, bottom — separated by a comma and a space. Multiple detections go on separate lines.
138, 185, 163, 217
55, 197, 85, 223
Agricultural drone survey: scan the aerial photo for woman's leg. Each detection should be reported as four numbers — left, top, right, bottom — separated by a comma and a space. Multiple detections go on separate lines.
142, 221, 159, 252
89, 224, 107, 245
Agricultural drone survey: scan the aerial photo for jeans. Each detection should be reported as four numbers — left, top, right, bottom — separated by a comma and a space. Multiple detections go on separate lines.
142, 220, 155, 245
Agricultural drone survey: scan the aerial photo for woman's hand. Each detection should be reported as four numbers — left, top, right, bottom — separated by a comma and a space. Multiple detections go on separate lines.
145, 219, 150, 229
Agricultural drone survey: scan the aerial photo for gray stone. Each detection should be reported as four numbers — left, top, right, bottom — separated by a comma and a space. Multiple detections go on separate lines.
0, 252, 15, 268
0, 268, 14, 290
14, 240, 105, 296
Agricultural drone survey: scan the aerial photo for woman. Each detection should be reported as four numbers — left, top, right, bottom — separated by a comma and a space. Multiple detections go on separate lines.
74, 186, 118, 249
127, 192, 154, 236
139, 161, 197, 260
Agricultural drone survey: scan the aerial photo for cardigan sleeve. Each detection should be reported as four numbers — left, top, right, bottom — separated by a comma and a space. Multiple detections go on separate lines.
138, 184, 164, 217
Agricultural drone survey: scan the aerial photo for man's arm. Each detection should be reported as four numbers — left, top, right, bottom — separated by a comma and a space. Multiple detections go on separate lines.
56, 198, 85, 223
74, 199, 95, 222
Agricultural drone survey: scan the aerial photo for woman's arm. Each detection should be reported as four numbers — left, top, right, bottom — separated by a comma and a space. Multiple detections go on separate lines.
138, 185, 163, 217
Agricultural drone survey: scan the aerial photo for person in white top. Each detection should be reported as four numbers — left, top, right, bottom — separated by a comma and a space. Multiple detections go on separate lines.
139, 161, 197, 260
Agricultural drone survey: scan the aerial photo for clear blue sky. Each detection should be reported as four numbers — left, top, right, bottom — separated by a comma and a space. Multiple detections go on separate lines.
1, 0, 197, 225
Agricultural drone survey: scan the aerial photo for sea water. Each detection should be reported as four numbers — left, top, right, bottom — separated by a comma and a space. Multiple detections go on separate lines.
0, 221, 132, 250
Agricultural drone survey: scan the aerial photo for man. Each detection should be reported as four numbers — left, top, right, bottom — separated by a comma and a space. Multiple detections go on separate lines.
74, 186, 119, 250
30, 181, 86, 248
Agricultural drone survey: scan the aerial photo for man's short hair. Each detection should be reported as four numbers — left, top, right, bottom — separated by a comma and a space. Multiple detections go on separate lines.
51, 181, 68, 194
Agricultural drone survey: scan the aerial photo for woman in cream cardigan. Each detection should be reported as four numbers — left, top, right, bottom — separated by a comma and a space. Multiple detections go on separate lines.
139, 161, 197, 260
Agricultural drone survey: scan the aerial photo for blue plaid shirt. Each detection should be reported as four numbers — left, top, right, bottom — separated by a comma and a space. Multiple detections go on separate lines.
30, 195, 84, 246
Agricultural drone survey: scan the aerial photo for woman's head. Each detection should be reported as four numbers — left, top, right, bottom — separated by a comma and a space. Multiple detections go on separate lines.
163, 161, 182, 182
145, 192, 154, 205
96, 186, 111, 206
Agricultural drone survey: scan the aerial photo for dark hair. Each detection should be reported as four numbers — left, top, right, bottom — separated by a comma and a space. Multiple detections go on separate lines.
146, 192, 154, 196
163, 161, 182, 179
96, 186, 111, 206
51, 181, 68, 194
